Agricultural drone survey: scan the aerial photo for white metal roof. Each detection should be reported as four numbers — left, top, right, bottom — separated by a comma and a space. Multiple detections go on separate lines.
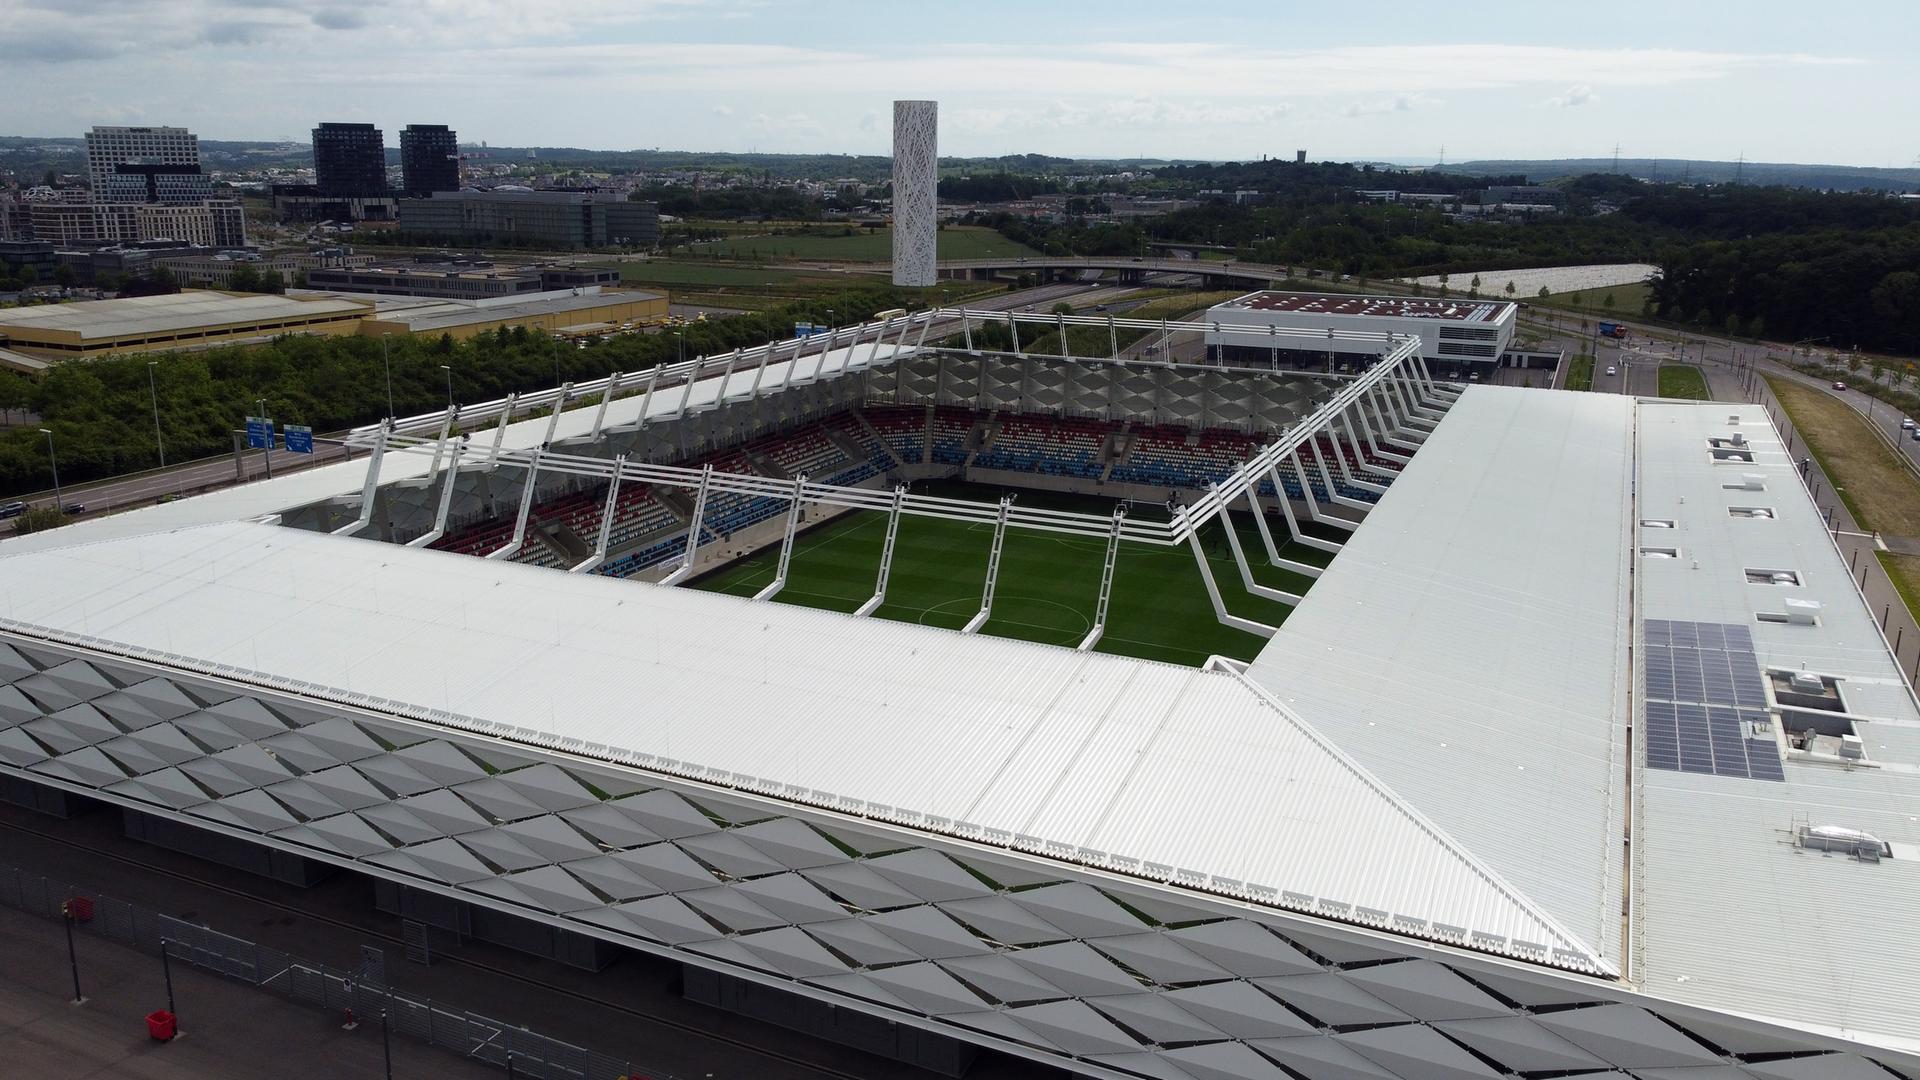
1245, 386, 1635, 972
0, 290, 370, 339
0, 519, 1599, 969
1630, 400, 1920, 1049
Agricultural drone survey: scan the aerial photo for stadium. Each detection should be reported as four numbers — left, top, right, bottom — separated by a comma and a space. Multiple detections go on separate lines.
0, 301, 1916, 1080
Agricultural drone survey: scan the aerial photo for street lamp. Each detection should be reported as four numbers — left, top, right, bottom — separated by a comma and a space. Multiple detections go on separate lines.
146, 361, 165, 468
39, 428, 61, 511
254, 399, 273, 479
379, 337, 394, 420
439, 364, 453, 408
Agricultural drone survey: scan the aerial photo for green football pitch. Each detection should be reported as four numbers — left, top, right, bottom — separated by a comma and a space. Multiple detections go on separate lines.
692, 481, 1338, 666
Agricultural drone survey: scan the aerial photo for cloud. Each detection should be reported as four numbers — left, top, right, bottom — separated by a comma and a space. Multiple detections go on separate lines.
712, 104, 734, 116
858, 111, 879, 132
1547, 84, 1596, 108
1342, 94, 1437, 118
312, 9, 369, 30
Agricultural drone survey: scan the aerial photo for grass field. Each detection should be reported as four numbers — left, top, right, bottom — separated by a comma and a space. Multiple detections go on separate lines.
694, 225, 1042, 263
601, 259, 999, 312
1658, 365, 1710, 400
1767, 375, 1920, 537
692, 480, 1331, 666
1878, 552, 1920, 624
1534, 282, 1654, 319
1565, 355, 1595, 391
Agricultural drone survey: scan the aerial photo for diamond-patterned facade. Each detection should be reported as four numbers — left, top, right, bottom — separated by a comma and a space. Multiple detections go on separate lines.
0, 643, 1913, 1080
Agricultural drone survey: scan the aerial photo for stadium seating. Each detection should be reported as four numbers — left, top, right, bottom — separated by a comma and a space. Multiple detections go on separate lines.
930, 407, 976, 466
864, 406, 926, 465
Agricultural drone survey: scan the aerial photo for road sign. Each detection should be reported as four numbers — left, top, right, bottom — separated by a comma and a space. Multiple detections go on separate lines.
794, 322, 825, 338
284, 425, 314, 454
244, 416, 273, 450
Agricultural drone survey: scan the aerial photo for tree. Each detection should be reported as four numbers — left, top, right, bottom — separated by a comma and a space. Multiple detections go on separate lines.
1503, 281, 1516, 297
12, 508, 67, 536
226, 264, 260, 292
1051, 302, 1074, 316
1537, 285, 1550, 299
1847, 354, 1863, 377
52, 265, 76, 290
1603, 293, 1616, 310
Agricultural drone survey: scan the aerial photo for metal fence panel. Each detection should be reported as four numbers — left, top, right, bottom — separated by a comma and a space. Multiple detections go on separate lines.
0, 860, 674, 1080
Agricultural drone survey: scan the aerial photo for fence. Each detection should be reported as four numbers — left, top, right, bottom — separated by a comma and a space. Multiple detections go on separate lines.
0, 859, 657, 1080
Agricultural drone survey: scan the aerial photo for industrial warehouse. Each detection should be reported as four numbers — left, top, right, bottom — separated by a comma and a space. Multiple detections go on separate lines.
0, 307, 1915, 1080
0, 285, 669, 368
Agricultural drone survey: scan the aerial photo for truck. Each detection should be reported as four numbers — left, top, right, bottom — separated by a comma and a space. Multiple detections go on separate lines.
1597, 322, 1629, 340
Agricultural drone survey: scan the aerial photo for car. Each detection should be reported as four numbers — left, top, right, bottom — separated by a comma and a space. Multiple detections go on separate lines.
1606, 366, 1618, 376
1094, 304, 1109, 312
1911, 428, 1920, 442
61, 503, 84, 516
0, 501, 24, 520
1833, 381, 1848, 391
1905, 418, 1916, 430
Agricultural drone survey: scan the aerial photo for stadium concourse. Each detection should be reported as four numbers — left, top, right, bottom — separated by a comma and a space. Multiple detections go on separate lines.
0, 309, 1917, 1080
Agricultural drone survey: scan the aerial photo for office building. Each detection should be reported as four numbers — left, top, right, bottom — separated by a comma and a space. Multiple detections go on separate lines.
305, 258, 619, 299
399, 124, 462, 198
1206, 291, 1520, 375
891, 99, 938, 287
313, 123, 388, 197
395, 190, 659, 250
84, 126, 199, 193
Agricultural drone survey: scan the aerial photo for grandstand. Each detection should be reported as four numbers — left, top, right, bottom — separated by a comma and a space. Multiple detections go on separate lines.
2, 308, 1916, 1080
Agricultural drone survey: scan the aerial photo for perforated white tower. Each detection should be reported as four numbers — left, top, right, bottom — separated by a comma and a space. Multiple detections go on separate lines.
891, 100, 938, 288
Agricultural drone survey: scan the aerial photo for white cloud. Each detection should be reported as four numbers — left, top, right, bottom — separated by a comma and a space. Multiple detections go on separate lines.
1547, 84, 1597, 107
1342, 94, 1438, 118
712, 104, 735, 117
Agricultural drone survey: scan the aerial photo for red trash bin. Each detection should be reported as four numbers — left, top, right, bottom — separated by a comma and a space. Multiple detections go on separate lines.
146, 1010, 176, 1041
65, 896, 95, 923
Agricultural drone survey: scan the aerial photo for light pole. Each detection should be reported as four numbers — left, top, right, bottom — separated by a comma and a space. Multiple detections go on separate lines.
379, 337, 394, 420
147, 362, 165, 467
254, 398, 272, 479
38, 428, 61, 511
439, 364, 453, 408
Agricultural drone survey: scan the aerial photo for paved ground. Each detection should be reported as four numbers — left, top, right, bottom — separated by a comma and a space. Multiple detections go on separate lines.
0, 902, 499, 1080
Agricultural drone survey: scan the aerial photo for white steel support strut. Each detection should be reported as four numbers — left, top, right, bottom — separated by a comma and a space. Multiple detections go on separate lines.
753, 473, 809, 602
1334, 411, 1390, 496
675, 355, 703, 418
864, 317, 893, 367
1288, 451, 1347, 540
1374, 385, 1424, 451
855, 485, 908, 617
1078, 506, 1127, 652
961, 313, 974, 353
1267, 464, 1343, 557
491, 393, 519, 456
333, 420, 391, 536
963, 497, 1013, 634
1007, 311, 1023, 357
660, 465, 714, 586
407, 441, 466, 548
571, 454, 626, 574
1360, 390, 1414, 462
637, 367, 663, 427
1309, 438, 1369, 518
424, 407, 456, 485
1214, 486, 1303, 605
590, 374, 621, 437
485, 450, 542, 560
1180, 507, 1277, 638
1245, 484, 1324, 578
542, 384, 572, 448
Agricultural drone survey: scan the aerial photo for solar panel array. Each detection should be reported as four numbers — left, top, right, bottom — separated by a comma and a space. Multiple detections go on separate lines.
1642, 619, 1785, 780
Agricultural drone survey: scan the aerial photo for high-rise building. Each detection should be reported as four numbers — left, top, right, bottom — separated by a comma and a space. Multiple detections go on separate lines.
891, 100, 937, 288
101, 163, 215, 205
400, 125, 461, 198
84, 126, 199, 193
312, 123, 387, 198
395, 190, 658, 250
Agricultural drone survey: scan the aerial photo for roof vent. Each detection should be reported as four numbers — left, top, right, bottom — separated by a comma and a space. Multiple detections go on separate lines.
1730, 432, 1748, 447
1789, 669, 1825, 695
1840, 734, 1866, 761
1785, 598, 1823, 625
1800, 824, 1889, 861
1725, 473, 1767, 492
1728, 413, 1742, 426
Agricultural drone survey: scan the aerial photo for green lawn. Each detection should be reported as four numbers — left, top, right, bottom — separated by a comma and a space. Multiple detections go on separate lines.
1657, 365, 1711, 400
691, 480, 1330, 666
1535, 282, 1653, 319
695, 225, 1042, 263
1566, 354, 1595, 391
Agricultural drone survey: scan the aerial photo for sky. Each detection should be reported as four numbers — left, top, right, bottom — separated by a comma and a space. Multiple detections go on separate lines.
3, 0, 1917, 166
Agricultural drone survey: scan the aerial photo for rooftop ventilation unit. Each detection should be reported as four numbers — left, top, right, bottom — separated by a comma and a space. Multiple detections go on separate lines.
1731, 433, 1748, 447
1725, 474, 1767, 492
1785, 598, 1823, 626
1789, 670, 1826, 695
1728, 413, 1743, 426
1800, 824, 1889, 861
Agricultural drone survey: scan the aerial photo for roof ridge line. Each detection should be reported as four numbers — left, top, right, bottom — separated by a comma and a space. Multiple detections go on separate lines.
1222, 666, 1618, 976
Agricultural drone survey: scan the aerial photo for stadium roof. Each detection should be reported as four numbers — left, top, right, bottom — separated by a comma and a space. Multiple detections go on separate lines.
0, 291, 372, 341
351, 288, 664, 334
1247, 388, 1635, 973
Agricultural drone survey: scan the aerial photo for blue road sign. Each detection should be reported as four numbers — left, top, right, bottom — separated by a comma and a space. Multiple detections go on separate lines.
244, 416, 273, 450
285, 425, 314, 454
